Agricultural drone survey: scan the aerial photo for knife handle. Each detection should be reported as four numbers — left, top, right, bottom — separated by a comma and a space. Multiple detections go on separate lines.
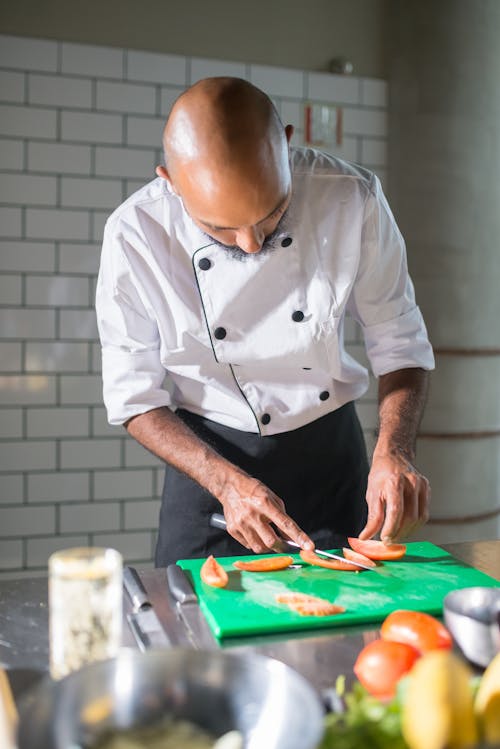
210, 512, 296, 554
209, 512, 227, 530
126, 613, 149, 652
167, 564, 198, 604
123, 566, 150, 610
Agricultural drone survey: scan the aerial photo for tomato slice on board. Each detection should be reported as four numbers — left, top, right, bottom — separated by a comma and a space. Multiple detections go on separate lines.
290, 602, 345, 617
353, 639, 420, 700
233, 556, 293, 572
200, 555, 228, 588
275, 593, 345, 617
275, 593, 323, 604
299, 549, 363, 571
347, 537, 407, 561
381, 609, 453, 653
342, 547, 377, 568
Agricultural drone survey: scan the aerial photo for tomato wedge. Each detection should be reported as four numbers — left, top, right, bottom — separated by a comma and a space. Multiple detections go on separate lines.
200, 555, 228, 588
291, 601, 345, 617
347, 537, 407, 561
275, 593, 345, 617
342, 547, 377, 568
276, 593, 319, 604
353, 639, 420, 700
233, 555, 293, 572
381, 609, 453, 653
299, 549, 362, 571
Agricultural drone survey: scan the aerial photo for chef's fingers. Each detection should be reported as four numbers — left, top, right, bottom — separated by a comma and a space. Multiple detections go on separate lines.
225, 516, 270, 553
397, 474, 431, 540
227, 526, 250, 549
392, 476, 420, 541
265, 505, 314, 550
245, 525, 277, 554
412, 475, 430, 532
379, 480, 405, 544
252, 518, 287, 553
227, 511, 284, 553
273, 496, 286, 513
224, 517, 249, 548
358, 494, 385, 540
228, 522, 270, 554
419, 475, 431, 521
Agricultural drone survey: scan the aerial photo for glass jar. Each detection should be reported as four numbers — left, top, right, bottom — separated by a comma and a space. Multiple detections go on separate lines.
49, 547, 122, 679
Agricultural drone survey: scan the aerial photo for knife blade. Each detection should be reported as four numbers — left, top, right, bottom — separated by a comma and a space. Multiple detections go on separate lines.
123, 566, 172, 650
209, 512, 375, 571
166, 564, 217, 649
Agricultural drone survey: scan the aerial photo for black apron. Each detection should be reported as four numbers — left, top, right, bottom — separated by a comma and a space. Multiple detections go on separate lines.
155, 402, 369, 567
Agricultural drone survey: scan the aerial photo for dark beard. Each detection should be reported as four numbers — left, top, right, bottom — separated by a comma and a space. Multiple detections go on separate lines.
202, 209, 290, 262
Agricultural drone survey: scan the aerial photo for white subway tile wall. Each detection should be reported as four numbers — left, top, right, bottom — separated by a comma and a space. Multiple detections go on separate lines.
0, 104, 57, 139
0, 70, 25, 104
0, 34, 385, 577
29, 73, 93, 109
0, 274, 22, 305
1, 474, 24, 504
0, 138, 24, 169
28, 141, 92, 174
0, 206, 22, 236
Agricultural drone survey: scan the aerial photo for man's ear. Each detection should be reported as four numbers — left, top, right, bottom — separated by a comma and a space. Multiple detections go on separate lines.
155, 165, 170, 180
155, 165, 180, 195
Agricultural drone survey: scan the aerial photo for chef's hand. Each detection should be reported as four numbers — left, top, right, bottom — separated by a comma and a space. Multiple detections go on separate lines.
359, 452, 430, 544
219, 473, 314, 554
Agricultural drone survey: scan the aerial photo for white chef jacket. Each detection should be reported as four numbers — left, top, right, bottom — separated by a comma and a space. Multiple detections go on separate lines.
96, 147, 434, 435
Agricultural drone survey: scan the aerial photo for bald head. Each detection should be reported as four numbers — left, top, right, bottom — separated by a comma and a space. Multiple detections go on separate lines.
157, 78, 293, 254
165, 77, 285, 168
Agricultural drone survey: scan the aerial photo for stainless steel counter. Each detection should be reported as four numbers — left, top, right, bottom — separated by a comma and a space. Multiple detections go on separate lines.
1, 540, 498, 701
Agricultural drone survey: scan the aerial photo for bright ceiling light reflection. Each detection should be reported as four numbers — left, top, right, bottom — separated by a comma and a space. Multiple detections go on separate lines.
113, 652, 135, 701
247, 668, 288, 749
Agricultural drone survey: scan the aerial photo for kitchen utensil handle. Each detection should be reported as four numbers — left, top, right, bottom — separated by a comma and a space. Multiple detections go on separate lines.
166, 564, 198, 604
125, 613, 149, 652
209, 512, 227, 530
123, 566, 150, 610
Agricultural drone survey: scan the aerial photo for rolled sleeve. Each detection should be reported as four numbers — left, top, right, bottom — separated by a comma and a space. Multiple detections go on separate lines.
96, 226, 171, 426
362, 305, 435, 377
348, 174, 435, 377
101, 346, 171, 425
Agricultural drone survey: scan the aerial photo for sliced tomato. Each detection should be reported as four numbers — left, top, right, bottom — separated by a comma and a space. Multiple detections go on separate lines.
200, 555, 228, 588
233, 555, 293, 572
299, 549, 363, 571
275, 592, 345, 617
290, 601, 345, 617
381, 609, 453, 653
347, 537, 407, 561
342, 547, 377, 568
276, 592, 335, 604
353, 639, 420, 700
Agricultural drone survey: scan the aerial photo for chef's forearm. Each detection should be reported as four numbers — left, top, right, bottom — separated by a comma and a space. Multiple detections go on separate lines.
125, 406, 248, 499
373, 367, 429, 462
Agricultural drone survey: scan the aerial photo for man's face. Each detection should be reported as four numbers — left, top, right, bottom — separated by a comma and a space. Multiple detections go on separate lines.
166, 141, 293, 259
195, 189, 292, 260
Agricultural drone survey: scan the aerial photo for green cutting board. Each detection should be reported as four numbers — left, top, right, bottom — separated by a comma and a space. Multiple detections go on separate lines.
178, 542, 500, 640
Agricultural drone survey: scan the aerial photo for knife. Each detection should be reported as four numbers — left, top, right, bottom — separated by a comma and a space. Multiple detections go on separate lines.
209, 512, 375, 572
166, 563, 217, 649
123, 566, 172, 650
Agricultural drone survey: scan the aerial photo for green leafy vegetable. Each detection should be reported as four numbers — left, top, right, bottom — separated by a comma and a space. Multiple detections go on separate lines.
319, 677, 408, 749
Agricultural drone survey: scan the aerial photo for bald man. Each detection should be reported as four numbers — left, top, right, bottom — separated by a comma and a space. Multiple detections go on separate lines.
96, 78, 434, 567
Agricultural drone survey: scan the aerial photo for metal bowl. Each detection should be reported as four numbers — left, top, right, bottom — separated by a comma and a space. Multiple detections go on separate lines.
443, 587, 500, 668
17, 648, 324, 749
